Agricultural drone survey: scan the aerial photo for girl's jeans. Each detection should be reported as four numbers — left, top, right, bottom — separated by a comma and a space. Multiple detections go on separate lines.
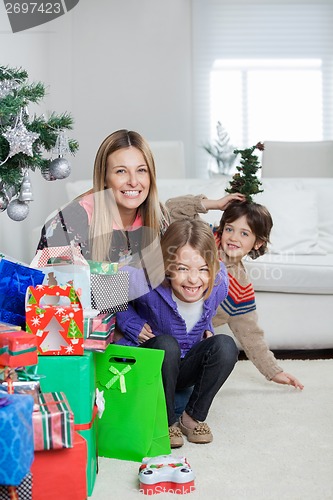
141, 334, 238, 426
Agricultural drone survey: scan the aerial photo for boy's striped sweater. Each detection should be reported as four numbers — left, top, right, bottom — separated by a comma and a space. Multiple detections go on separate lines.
221, 273, 256, 317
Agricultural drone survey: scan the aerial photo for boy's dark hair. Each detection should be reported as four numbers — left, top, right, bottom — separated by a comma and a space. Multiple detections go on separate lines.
215, 200, 273, 259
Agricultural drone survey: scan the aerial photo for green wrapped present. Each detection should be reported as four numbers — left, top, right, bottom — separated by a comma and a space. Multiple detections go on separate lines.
37, 352, 97, 495
87, 260, 118, 275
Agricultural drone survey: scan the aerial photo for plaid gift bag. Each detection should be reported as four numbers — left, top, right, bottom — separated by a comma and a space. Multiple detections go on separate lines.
90, 271, 129, 313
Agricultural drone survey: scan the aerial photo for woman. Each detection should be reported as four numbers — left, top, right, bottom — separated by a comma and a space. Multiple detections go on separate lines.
37, 129, 169, 267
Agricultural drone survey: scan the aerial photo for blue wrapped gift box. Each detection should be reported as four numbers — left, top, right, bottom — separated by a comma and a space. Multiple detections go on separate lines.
0, 394, 34, 486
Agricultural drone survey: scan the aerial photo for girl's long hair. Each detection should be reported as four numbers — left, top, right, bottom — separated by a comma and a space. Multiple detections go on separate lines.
161, 219, 220, 298
86, 129, 164, 261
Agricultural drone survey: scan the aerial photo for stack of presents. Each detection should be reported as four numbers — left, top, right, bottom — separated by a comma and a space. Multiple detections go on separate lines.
0, 246, 171, 499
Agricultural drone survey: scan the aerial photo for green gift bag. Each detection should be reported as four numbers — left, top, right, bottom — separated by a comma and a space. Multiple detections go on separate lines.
95, 343, 171, 461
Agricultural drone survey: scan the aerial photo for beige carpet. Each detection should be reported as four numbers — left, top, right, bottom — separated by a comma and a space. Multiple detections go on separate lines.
89, 359, 333, 500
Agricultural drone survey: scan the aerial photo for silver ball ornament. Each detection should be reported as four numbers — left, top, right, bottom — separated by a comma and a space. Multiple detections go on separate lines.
48, 157, 71, 180
41, 167, 56, 181
7, 199, 30, 221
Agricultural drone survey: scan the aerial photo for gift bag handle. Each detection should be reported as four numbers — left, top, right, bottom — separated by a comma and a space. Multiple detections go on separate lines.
109, 356, 136, 365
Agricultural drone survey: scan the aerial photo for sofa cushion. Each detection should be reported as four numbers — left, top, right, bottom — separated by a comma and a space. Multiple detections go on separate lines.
244, 253, 333, 294
258, 178, 333, 254
254, 188, 324, 255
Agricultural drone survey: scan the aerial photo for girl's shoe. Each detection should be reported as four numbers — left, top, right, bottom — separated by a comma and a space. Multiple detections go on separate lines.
169, 425, 184, 448
179, 417, 213, 444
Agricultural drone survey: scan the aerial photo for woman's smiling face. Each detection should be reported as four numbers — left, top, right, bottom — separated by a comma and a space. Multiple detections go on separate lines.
105, 146, 150, 217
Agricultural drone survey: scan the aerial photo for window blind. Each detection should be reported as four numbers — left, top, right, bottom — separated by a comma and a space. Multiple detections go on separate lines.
192, 0, 333, 177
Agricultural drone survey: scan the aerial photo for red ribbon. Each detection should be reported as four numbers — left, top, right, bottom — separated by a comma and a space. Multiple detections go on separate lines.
74, 404, 98, 431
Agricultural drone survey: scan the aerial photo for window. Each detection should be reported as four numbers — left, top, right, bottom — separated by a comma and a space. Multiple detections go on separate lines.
192, 0, 333, 177
211, 59, 323, 147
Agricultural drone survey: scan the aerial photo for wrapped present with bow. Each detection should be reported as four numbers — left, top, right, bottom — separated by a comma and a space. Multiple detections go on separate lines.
0, 256, 45, 328
0, 330, 38, 368
32, 391, 74, 450
37, 351, 97, 496
84, 311, 116, 352
25, 284, 84, 355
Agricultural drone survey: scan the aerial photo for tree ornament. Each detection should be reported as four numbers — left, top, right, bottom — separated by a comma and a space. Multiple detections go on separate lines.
0, 183, 16, 211
41, 166, 56, 181
225, 142, 265, 202
19, 169, 33, 202
0, 191, 9, 211
3, 118, 40, 158
48, 156, 71, 180
7, 199, 29, 221
0, 79, 20, 99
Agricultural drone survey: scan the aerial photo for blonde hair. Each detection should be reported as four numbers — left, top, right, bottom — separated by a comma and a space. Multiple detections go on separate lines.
160, 219, 220, 299
87, 130, 163, 261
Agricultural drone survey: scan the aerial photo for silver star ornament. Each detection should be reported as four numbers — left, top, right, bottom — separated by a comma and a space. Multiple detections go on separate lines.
3, 121, 40, 157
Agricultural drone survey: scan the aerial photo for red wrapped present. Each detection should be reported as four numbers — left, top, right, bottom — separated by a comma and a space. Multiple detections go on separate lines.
89, 312, 116, 334
31, 431, 87, 500
32, 391, 74, 451
83, 312, 115, 352
25, 284, 84, 356
0, 330, 37, 367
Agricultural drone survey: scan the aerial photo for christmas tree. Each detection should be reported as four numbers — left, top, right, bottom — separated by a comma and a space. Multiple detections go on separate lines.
225, 142, 264, 202
0, 65, 79, 221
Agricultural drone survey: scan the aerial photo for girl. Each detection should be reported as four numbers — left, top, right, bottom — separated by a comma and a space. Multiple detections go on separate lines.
115, 219, 239, 448
167, 195, 304, 389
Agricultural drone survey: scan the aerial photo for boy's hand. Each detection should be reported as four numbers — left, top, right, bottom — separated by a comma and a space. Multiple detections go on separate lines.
202, 193, 246, 212
271, 371, 304, 390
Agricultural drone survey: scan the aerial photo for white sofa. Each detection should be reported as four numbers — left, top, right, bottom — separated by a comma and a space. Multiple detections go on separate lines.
66, 177, 333, 351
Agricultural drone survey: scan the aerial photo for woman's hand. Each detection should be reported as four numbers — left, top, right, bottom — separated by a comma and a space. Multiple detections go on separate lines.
138, 323, 155, 344
202, 193, 246, 212
271, 371, 304, 390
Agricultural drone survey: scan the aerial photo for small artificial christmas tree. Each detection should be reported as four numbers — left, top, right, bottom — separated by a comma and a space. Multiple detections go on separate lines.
225, 142, 264, 202
0, 65, 79, 220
